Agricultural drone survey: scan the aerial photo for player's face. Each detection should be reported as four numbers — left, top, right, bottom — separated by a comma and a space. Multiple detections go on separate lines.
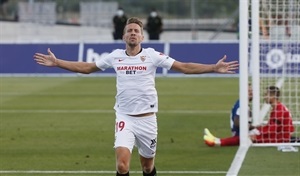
123, 23, 144, 47
263, 91, 274, 104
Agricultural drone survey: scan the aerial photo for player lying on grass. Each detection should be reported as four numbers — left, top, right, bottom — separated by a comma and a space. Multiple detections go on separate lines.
34, 17, 239, 176
204, 86, 299, 147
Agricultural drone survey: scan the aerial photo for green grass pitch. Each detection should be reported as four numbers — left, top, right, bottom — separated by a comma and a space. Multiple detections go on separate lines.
0, 77, 299, 176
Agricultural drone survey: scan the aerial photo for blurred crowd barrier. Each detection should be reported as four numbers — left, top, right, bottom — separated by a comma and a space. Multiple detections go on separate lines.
80, 1, 117, 27
0, 1, 238, 42
1, 1, 236, 29
0, 1, 298, 42
18, 1, 56, 24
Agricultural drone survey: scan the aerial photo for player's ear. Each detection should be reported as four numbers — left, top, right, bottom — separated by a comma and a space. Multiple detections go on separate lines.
122, 26, 126, 41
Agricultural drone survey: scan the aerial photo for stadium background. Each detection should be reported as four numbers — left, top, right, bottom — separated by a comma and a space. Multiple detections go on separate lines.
0, 0, 239, 41
0, 0, 299, 176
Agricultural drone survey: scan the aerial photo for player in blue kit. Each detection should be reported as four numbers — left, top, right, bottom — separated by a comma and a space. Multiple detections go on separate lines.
204, 84, 253, 146
34, 17, 239, 176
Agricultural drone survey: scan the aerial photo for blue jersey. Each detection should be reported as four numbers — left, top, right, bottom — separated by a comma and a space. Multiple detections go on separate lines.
230, 100, 240, 136
230, 99, 252, 136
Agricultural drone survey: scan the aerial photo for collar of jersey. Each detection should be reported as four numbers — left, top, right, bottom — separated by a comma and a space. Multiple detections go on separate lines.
125, 48, 143, 56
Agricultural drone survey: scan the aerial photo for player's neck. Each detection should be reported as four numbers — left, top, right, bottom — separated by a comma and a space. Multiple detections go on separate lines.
125, 46, 142, 56
271, 100, 279, 108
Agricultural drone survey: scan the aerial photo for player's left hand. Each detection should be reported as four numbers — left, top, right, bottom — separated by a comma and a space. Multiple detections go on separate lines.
249, 135, 256, 141
214, 55, 239, 73
34, 48, 58, 67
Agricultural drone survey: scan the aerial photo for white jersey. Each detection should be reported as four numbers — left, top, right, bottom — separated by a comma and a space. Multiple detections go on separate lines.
95, 48, 175, 115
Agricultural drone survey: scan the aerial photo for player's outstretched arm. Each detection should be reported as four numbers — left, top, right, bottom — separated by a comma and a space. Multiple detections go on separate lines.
34, 48, 100, 74
171, 55, 239, 74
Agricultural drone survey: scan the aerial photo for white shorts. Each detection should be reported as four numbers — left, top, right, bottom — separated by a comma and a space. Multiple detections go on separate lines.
114, 112, 158, 158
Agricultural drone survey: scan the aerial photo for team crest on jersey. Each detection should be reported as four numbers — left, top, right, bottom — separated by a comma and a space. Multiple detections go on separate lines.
140, 56, 146, 62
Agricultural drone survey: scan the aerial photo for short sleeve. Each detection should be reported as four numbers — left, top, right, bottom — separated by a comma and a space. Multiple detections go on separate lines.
146, 48, 175, 70
95, 52, 114, 71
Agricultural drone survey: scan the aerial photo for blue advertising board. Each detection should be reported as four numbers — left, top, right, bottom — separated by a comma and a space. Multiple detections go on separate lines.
260, 42, 300, 75
0, 43, 78, 73
168, 43, 239, 73
1, 42, 299, 75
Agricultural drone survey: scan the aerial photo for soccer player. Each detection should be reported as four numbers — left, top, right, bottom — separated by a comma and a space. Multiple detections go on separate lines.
33, 17, 238, 176
249, 86, 295, 143
203, 84, 254, 147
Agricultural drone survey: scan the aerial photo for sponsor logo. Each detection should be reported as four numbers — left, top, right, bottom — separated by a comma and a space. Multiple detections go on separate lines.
159, 52, 169, 59
86, 48, 109, 63
266, 49, 300, 69
117, 66, 147, 75
150, 138, 157, 149
117, 66, 147, 71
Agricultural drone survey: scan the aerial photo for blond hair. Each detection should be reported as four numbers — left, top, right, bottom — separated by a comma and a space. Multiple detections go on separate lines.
124, 17, 144, 33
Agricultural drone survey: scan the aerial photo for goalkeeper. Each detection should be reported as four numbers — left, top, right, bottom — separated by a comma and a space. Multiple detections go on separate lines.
249, 86, 295, 143
204, 85, 299, 146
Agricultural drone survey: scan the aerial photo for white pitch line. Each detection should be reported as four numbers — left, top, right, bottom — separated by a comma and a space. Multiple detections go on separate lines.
0, 92, 236, 96
0, 170, 227, 175
0, 109, 228, 114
